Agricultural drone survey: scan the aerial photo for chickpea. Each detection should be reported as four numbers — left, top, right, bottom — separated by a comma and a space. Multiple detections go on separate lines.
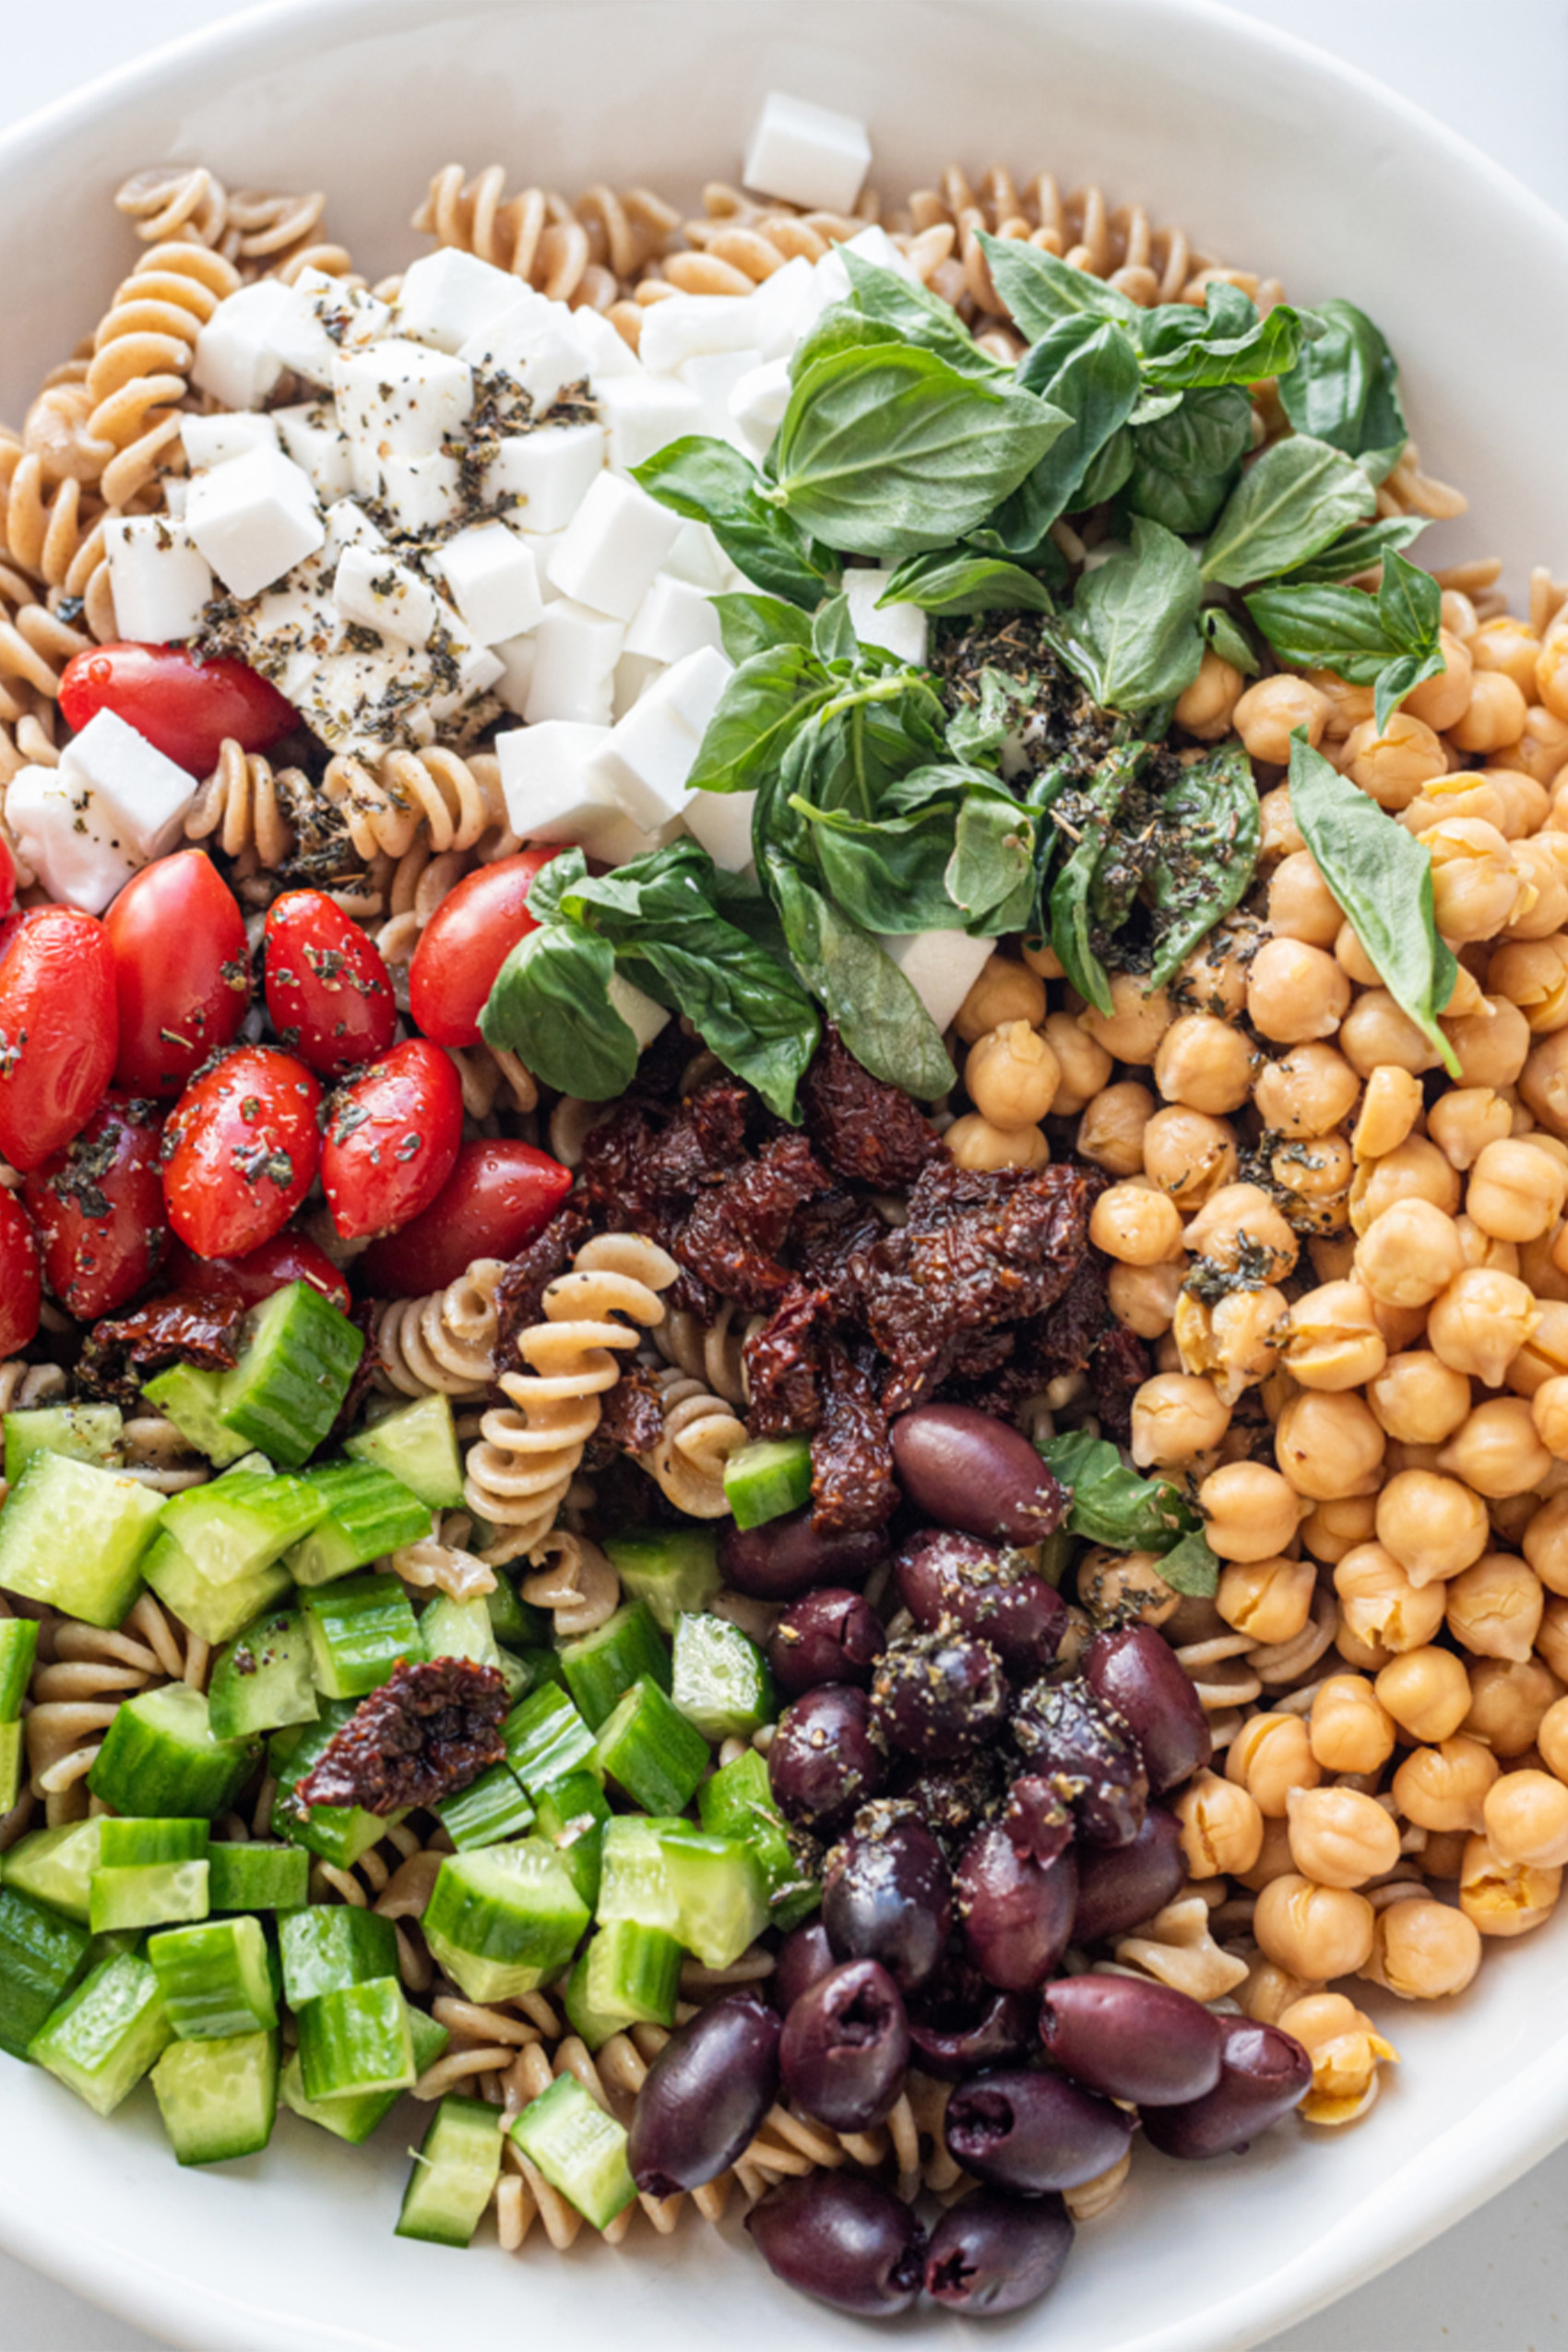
1360, 1897, 1483, 1999
1217, 1553, 1317, 1645
1130, 1372, 1231, 1468
1371, 1304, 1430, 1360
1492, 936, 1568, 1043
1537, 1693, 1568, 1781
1142, 1106, 1239, 1207
1254, 1873, 1375, 1979
1421, 816, 1523, 943
1403, 775, 1512, 839
1337, 996, 1442, 1087
1275, 1389, 1386, 1502
1231, 1815, 1298, 1895
1279, 1280, 1386, 1391
1525, 1492, 1568, 1596
1500, 834, 1568, 940
1352, 1199, 1464, 1312
1351, 1066, 1422, 1164
1443, 995, 1533, 1089
1520, 1028, 1568, 1139
1463, 1656, 1565, 1755
1267, 850, 1342, 947
1428, 1087, 1514, 1171
1333, 921, 1383, 986
1019, 935, 1063, 979
1153, 1013, 1254, 1117
1075, 1080, 1153, 1178
1349, 1139, 1463, 1241
1534, 1594, 1568, 1683
1174, 924, 1257, 1022
965, 1021, 1061, 1129
1423, 1830, 1470, 1878
1534, 1378, 1568, 1459
1450, 670, 1530, 755
1182, 1183, 1300, 1280
1310, 1674, 1397, 1774
1392, 1736, 1500, 1832
1442, 590, 1481, 643
1227, 1712, 1322, 1816
1525, 1222, 1568, 1306
1075, 1546, 1180, 1630
1334, 1541, 1446, 1654
1455, 1213, 1522, 1277
1107, 1256, 1186, 1339
1444, 1554, 1545, 1664
1404, 628, 1476, 732
1079, 970, 1172, 1065
1483, 1768, 1568, 1869
1486, 766, 1550, 837
954, 954, 1046, 1045
1508, 1298, 1568, 1396
1458, 1832, 1562, 1935
1341, 711, 1446, 811
1198, 1460, 1301, 1562
1375, 1468, 1491, 1586
1174, 1771, 1265, 1877
1302, 668, 1376, 738
1438, 1398, 1553, 1500
1040, 1013, 1111, 1117
1307, 1230, 1360, 1287
1375, 1646, 1474, 1742
944, 1114, 1051, 1173
1427, 1266, 1539, 1385
1470, 613, 1541, 698
1271, 1133, 1354, 1233
1246, 936, 1351, 1045
1253, 1042, 1360, 1139
1286, 1785, 1402, 1890
1088, 1181, 1182, 1267
1257, 782, 1304, 860
1234, 674, 1329, 765
1175, 647, 1244, 740
1367, 1352, 1471, 1448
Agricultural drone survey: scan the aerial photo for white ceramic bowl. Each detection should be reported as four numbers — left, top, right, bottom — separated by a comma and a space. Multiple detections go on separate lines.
5, 4, 1568, 2346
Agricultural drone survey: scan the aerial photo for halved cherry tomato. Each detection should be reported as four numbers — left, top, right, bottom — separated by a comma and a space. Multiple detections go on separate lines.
59, 646, 297, 778
0, 832, 14, 921
407, 849, 564, 1050
160, 1229, 351, 1315
0, 1187, 42, 1357
103, 851, 250, 1098
24, 1094, 166, 1320
162, 1045, 322, 1259
0, 907, 117, 1173
264, 891, 396, 1076
320, 1039, 463, 1241
356, 1139, 574, 1295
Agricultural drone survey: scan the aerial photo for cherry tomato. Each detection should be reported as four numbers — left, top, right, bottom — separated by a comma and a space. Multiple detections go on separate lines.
356, 1139, 574, 1295
0, 907, 117, 1173
264, 891, 396, 1076
407, 849, 564, 1050
320, 1039, 463, 1241
59, 645, 296, 778
0, 1187, 42, 1357
160, 1229, 351, 1315
24, 1094, 167, 1320
103, 852, 250, 1098
162, 1045, 322, 1259
0, 831, 14, 921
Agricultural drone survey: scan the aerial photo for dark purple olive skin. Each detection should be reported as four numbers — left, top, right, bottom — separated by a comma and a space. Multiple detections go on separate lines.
925, 2189, 1075, 2315
1142, 2017, 1312, 2159
896, 1528, 1067, 1677
779, 1957, 910, 2132
945, 2066, 1134, 2193
1013, 1677, 1147, 1848
720, 1511, 888, 1601
870, 1629, 1009, 1760
823, 1814, 953, 1996
957, 1823, 1077, 1992
776, 1920, 837, 2015
1084, 1624, 1213, 1796
1039, 1976, 1225, 2108
908, 1988, 1037, 2081
768, 1685, 886, 1834
1002, 1776, 1075, 1865
1071, 1807, 1186, 1945
746, 2171, 927, 2315
769, 1588, 886, 1696
890, 1406, 1067, 1545
627, 1993, 781, 2196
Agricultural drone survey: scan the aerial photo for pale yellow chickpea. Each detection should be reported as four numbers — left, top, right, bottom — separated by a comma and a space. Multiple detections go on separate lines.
1107, 1257, 1186, 1339
965, 1021, 1061, 1129
1428, 1087, 1515, 1171
1270, 1133, 1354, 1233
1198, 1459, 1301, 1561
1450, 670, 1530, 755
1227, 1712, 1321, 1816
1486, 766, 1550, 837
1532, 1376, 1568, 1459
1525, 1491, 1568, 1596
1217, 1553, 1317, 1645
1173, 1283, 1289, 1404
1464, 1656, 1565, 1756
1456, 1212, 1523, 1276
1500, 835, 1568, 940
1334, 1541, 1447, 1654
1470, 614, 1541, 699
1338, 992, 1443, 1082
1360, 1898, 1482, 1999
1286, 1785, 1401, 1889
1252, 1042, 1360, 1139
1089, 1181, 1184, 1267
1174, 647, 1244, 740
1402, 775, 1511, 839
1370, 1300, 1430, 1357
1537, 1693, 1568, 1781
1075, 1081, 1154, 1178
1505, 1296, 1568, 1396
1152, 1013, 1254, 1117
1424, 1829, 1471, 1879
1175, 923, 1259, 1021
1437, 1398, 1553, 1501
1444, 1553, 1545, 1663
1130, 1372, 1231, 1468
1366, 1352, 1471, 1447
1174, 1771, 1265, 1877
1267, 850, 1342, 947
1333, 921, 1383, 985
1351, 1141, 1465, 1244
1458, 1833, 1562, 1936
1276, 1389, 1387, 1502
1520, 1028, 1568, 1139
1019, 935, 1063, 979
1376, 1645, 1474, 1742
1501, 707, 1568, 787
1075, 1547, 1181, 1629
1391, 1736, 1500, 1832
1308, 1230, 1360, 1286
1302, 668, 1376, 738
1257, 782, 1304, 860
1339, 711, 1446, 811
944, 1114, 1050, 1172
1442, 590, 1481, 643
1404, 628, 1476, 732
1350, 1066, 1422, 1164
1375, 1467, 1491, 1585
1254, 1874, 1375, 1979
1182, 1183, 1300, 1281
1443, 995, 1533, 1089
1234, 1813, 1301, 1893
1279, 1280, 1386, 1392
1484, 1769, 1568, 1868
1039, 1013, 1111, 1117
1310, 1674, 1397, 1774
1301, 1494, 1379, 1565
1353, 1199, 1465, 1311
1246, 936, 1351, 1045
1489, 934, 1568, 1035
1421, 816, 1524, 943
1533, 1594, 1568, 1683
1142, 1106, 1239, 1208
1432, 1266, 1543, 1386
1234, 673, 1329, 765
954, 954, 1046, 1045
1078, 970, 1172, 1065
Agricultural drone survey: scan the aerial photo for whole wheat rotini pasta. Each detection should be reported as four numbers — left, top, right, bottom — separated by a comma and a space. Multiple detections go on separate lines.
374, 1257, 505, 1398
636, 1366, 748, 1518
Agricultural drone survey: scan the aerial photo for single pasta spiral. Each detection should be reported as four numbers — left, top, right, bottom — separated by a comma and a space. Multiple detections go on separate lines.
321, 745, 511, 863
636, 1367, 748, 1519
22, 1593, 207, 1831
651, 1300, 763, 1411
375, 1257, 505, 1398
84, 240, 242, 508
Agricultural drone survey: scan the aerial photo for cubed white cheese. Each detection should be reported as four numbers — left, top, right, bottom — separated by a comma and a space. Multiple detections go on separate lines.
568, 305, 642, 381
184, 444, 325, 599
321, 499, 388, 562
484, 421, 606, 535
102, 516, 214, 645
476, 315, 595, 415
680, 348, 766, 448
395, 249, 523, 355
845, 566, 929, 667
662, 521, 731, 592
61, 709, 198, 861
272, 402, 355, 503
161, 479, 188, 518
4, 765, 139, 913
333, 543, 440, 648
523, 599, 625, 726
637, 294, 766, 378
457, 286, 559, 370
814, 223, 920, 306
496, 719, 620, 841
728, 357, 791, 462
607, 968, 671, 1050
548, 474, 683, 621
490, 632, 538, 717
586, 644, 732, 830
742, 91, 873, 216
516, 526, 572, 601
180, 410, 279, 470
190, 279, 291, 410
376, 452, 465, 534
331, 339, 474, 461
612, 650, 666, 719
434, 521, 543, 646
745, 255, 822, 360
595, 374, 703, 475
875, 928, 994, 1037
593, 811, 687, 866
426, 644, 505, 732
682, 785, 758, 874
624, 573, 723, 664
267, 268, 390, 385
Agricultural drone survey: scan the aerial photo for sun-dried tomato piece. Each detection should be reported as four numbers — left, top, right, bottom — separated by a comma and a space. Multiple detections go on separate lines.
800, 1025, 943, 1189
590, 1359, 669, 1462
77, 1289, 244, 1402
811, 1339, 898, 1534
790, 1189, 885, 1308
1089, 1321, 1149, 1446
577, 1103, 671, 1237
646, 1074, 753, 1193
493, 1202, 592, 1377
745, 1283, 830, 1437
675, 1133, 832, 1312
292, 1657, 508, 1815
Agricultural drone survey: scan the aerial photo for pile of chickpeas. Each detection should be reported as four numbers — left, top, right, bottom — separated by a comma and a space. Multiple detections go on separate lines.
941, 580, 1568, 2129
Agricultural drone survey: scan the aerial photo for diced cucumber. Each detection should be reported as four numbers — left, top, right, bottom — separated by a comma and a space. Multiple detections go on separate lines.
602, 1527, 721, 1632
594, 1678, 709, 1814
531, 1773, 611, 1912
149, 1915, 278, 2039
434, 1761, 535, 1852
509, 2073, 635, 2229
722, 1435, 814, 1531
270, 1703, 404, 1868
655, 1823, 770, 1969
484, 1570, 547, 1653
141, 1531, 294, 1648
160, 1464, 329, 1587
422, 1840, 588, 2003
502, 1683, 597, 1794
516, 1645, 568, 1697
287, 1460, 432, 1588
281, 2003, 448, 2144
1, 1820, 103, 1926
671, 1612, 775, 1742
345, 1393, 464, 1511
100, 1818, 210, 1869
396, 2093, 505, 2247
0, 1722, 20, 1814
0, 1454, 165, 1628
303, 1574, 423, 1698
597, 1815, 678, 1934
140, 1364, 252, 1468
88, 1685, 256, 1820
30, 1948, 172, 2116
699, 1749, 818, 1930
565, 1921, 682, 2049
0, 1885, 91, 2059
279, 1906, 398, 2006
4, 1403, 123, 1486
0, 1614, 40, 1718
559, 1600, 671, 1729
89, 1861, 210, 1935
207, 1841, 310, 1914
421, 1593, 502, 1671
297, 1977, 413, 2101
208, 1610, 319, 1742
219, 1283, 366, 1469
152, 2026, 279, 2164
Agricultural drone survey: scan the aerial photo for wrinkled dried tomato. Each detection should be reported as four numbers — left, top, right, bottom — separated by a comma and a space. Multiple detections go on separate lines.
811, 1339, 897, 1534
591, 1359, 669, 1462
744, 1283, 830, 1438
675, 1133, 831, 1311
800, 1026, 942, 1189
78, 1289, 244, 1402
292, 1657, 507, 1814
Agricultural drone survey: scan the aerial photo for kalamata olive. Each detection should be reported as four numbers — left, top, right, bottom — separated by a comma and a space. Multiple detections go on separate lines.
890, 1405, 1066, 1544
779, 1958, 910, 2132
957, 1823, 1077, 1991
776, 1919, 837, 2014
1013, 1677, 1147, 1847
870, 1629, 1008, 1760
1084, 1624, 1212, 1795
1071, 1807, 1185, 1945
1002, 1776, 1075, 1865
720, 1511, 888, 1600
769, 1588, 885, 1696
945, 2066, 1134, 2193
746, 2171, 926, 2316
891, 1751, 1008, 1858
824, 1812, 952, 1996
769, 1685, 885, 1833
896, 1527, 1067, 1677
1141, 2016, 1313, 2158
908, 1986, 1037, 2081
627, 1992, 781, 2196
925, 2189, 1075, 2315
1039, 1976, 1224, 2108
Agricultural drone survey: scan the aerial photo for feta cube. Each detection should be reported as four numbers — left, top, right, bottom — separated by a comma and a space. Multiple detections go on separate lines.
682, 786, 758, 874
426, 643, 505, 731
180, 411, 279, 471
272, 402, 355, 503
595, 374, 703, 475
745, 255, 822, 360
5, 765, 138, 913
612, 651, 666, 719
434, 521, 543, 645
484, 421, 606, 535
516, 527, 572, 602
267, 268, 389, 385
845, 567, 929, 667
333, 544, 440, 648
875, 928, 994, 1037
607, 969, 671, 1050
321, 499, 387, 562
728, 357, 791, 461
586, 644, 732, 829
457, 286, 558, 370
814, 224, 920, 308
548, 474, 682, 621
523, 600, 625, 726
474, 315, 594, 415
63, 709, 198, 860
184, 444, 325, 599
680, 348, 766, 448
496, 719, 620, 841
376, 452, 464, 534
395, 249, 522, 355
103, 516, 214, 645
662, 522, 730, 592
161, 479, 189, 519
742, 91, 873, 216
567, 305, 642, 381
593, 811, 687, 866
190, 279, 291, 410
490, 632, 538, 716
637, 294, 766, 378
624, 574, 723, 665
331, 339, 473, 461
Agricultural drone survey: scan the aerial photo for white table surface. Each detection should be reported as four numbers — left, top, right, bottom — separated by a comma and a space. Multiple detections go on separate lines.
3, 1, 1568, 2345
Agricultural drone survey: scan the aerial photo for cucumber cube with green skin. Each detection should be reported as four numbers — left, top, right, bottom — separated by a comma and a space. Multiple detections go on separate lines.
422, 1839, 589, 2003
501, 1683, 597, 1793
297, 1977, 414, 2101
3, 1403, 124, 1486
602, 1528, 721, 1632
152, 2028, 279, 2164
1, 1820, 103, 1925
345, 1393, 464, 1511
654, 1824, 771, 1969
303, 1573, 424, 1698
208, 1610, 319, 1742
559, 1600, 671, 1729
0, 1615, 40, 1719
566, 1922, 682, 2049
396, 2094, 505, 2246
509, 2073, 636, 2230
421, 1593, 503, 1671
30, 1949, 173, 2116
218, 1282, 366, 1468
206, 1842, 310, 1914
0, 1720, 19, 1814
99, 1818, 210, 1869
88, 1684, 257, 1820
160, 1464, 329, 1588
722, 1435, 814, 1531
287, 1460, 433, 1589
531, 1773, 611, 1911
149, 1915, 278, 2039
671, 1612, 775, 1742
139, 1364, 252, 1468
484, 1570, 547, 1653
593, 1677, 710, 1814
279, 1905, 398, 2006
141, 1530, 294, 1648
0, 1453, 165, 1628
597, 1815, 679, 1934
281, 2004, 448, 2145
0, 1885, 92, 2060
89, 1860, 210, 1935
434, 1760, 535, 1851
270, 1703, 407, 1868
516, 1645, 568, 1697
699, 1749, 818, 1930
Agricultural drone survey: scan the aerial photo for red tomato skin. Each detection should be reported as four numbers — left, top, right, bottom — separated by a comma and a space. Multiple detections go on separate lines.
59, 646, 296, 778
356, 1140, 574, 1295
103, 852, 250, 1098
0, 1187, 42, 1357
160, 1229, 351, 1314
320, 1039, 463, 1241
0, 908, 118, 1172
24, 1093, 167, 1320
264, 892, 396, 1077
162, 1046, 322, 1259
407, 849, 563, 1050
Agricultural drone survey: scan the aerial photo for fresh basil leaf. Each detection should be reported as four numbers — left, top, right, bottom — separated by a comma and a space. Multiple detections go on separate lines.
1046, 749, 1146, 1016
712, 591, 816, 664
813, 592, 860, 664
1124, 386, 1252, 536
840, 248, 1006, 381
1145, 742, 1261, 989
1245, 550, 1443, 731
1127, 388, 1184, 429
1155, 1528, 1221, 1598
1271, 515, 1427, 588
1139, 286, 1306, 392
783, 664, 950, 826
633, 436, 831, 607
689, 642, 836, 795
977, 232, 1143, 337
1288, 732, 1459, 1075
947, 787, 1039, 931
880, 548, 1055, 615
944, 666, 1030, 764
481, 921, 637, 1102
1201, 434, 1376, 588
1201, 606, 1260, 677
1071, 423, 1136, 512
766, 854, 955, 1098
786, 303, 905, 390
1039, 1430, 1193, 1550
1001, 315, 1143, 542
788, 799, 966, 933
1277, 298, 1408, 485
1059, 517, 1205, 714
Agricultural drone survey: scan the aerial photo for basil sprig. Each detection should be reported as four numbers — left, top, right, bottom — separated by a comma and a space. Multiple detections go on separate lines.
1039, 1430, 1220, 1596
1056, 517, 1206, 713
1201, 435, 1377, 588
1277, 298, 1408, 485
633, 439, 832, 608
877, 549, 1059, 616
1248, 550, 1444, 731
